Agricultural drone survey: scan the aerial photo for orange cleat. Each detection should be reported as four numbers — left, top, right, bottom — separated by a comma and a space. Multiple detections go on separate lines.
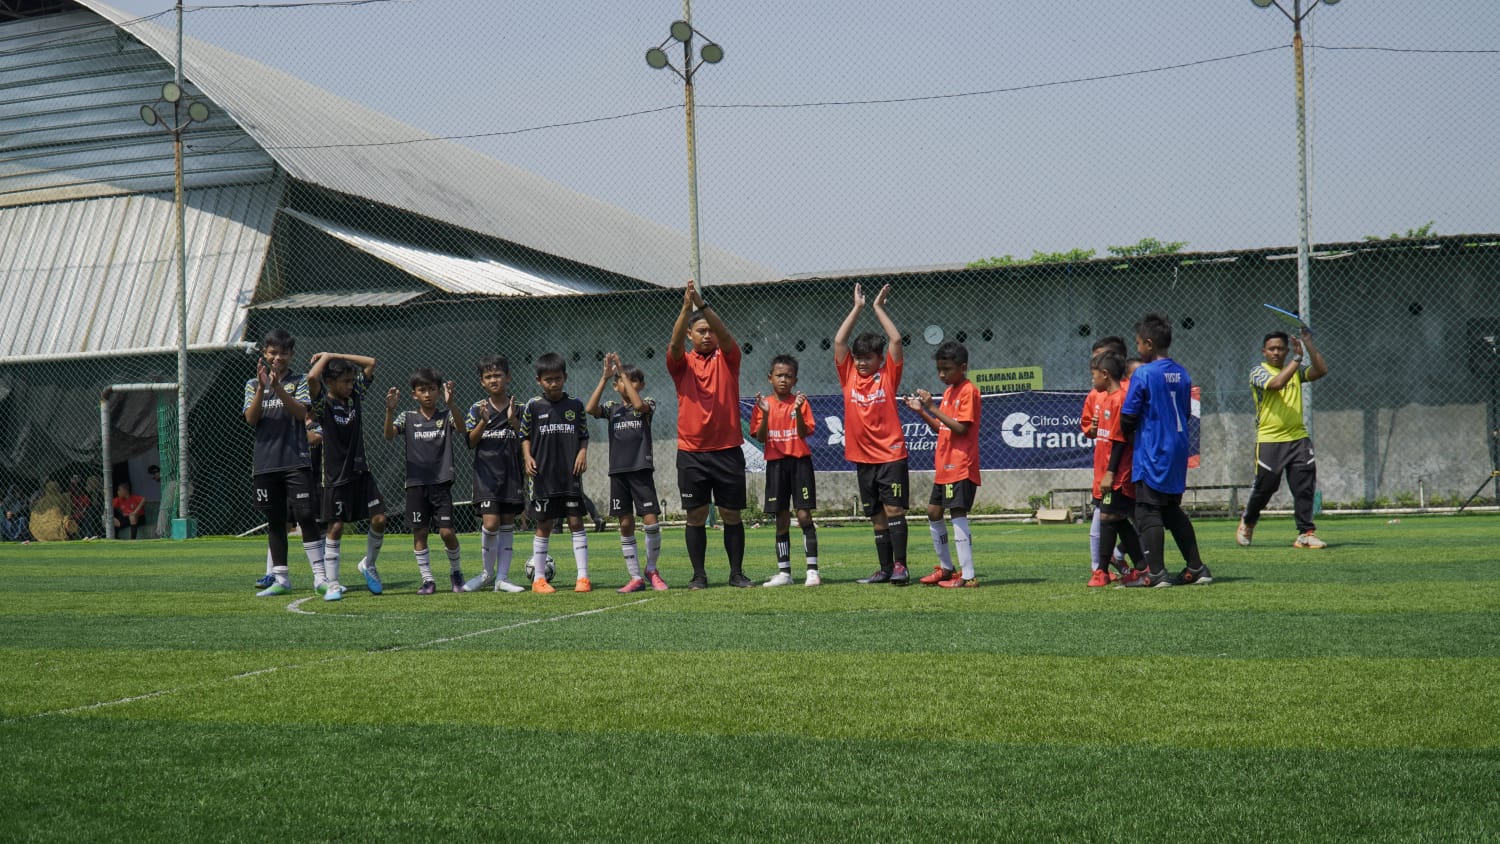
532, 578, 556, 594
574, 577, 593, 593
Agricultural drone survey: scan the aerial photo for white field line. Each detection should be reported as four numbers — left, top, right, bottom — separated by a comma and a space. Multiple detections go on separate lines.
6, 598, 654, 723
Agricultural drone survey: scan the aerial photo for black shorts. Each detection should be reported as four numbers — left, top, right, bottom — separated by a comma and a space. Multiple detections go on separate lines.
1093, 486, 1134, 518
322, 473, 386, 524
856, 459, 910, 516
677, 448, 747, 512
764, 455, 817, 513
252, 468, 317, 519
405, 483, 455, 530
609, 470, 662, 517
1132, 482, 1182, 511
531, 495, 587, 521
928, 478, 978, 511
475, 496, 525, 516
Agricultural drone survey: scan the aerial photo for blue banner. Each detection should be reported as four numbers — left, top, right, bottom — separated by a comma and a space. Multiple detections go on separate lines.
739, 390, 1199, 472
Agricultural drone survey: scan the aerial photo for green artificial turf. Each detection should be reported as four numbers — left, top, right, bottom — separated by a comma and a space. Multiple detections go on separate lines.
1, 514, 1496, 842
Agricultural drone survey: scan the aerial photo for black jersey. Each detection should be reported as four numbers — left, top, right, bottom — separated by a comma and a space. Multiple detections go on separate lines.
603, 398, 655, 475
520, 393, 588, 500
393, 406, 457, 488
310, 374, 372, 487
467, 397, 524, 504
243, 371, 311, 475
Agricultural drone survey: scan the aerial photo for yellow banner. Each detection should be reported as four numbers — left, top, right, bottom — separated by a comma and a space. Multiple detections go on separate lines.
968, 366, 1043, 394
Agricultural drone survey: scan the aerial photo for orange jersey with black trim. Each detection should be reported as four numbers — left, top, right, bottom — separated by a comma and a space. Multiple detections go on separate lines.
836, 353, 908, 464
667, 345, 743, 452
750, 394, 814, 461
934, 379, 981, 484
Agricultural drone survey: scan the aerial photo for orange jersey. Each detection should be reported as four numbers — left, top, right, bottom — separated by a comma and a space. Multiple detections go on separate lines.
667, 345, 743, 452
750, 394, 814, 460
1080, 388, 1103, 435
837, 352, 908, 464
1091, 384, 1133, 498
934, 379, 981, 484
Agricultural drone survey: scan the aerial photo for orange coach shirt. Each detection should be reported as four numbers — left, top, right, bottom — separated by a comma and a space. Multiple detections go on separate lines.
836, 352, 908, 465
934, 378, 981, 485
667, 344, 743, 452
750, 395, 814, 461
1092, 384, 1133, 498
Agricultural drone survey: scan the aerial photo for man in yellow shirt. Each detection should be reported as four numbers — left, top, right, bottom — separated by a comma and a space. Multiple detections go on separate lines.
1239, 327, 1330, 548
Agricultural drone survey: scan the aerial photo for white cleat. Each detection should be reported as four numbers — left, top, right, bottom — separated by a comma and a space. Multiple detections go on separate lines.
493, 578, 526, 593
463, 571, 495, 592
762, 571, 794, 587
804, 570, 822, 587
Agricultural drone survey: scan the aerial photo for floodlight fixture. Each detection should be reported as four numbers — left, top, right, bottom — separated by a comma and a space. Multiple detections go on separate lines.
670, 20, 692, 42
646, 47, 669, 69
188, 101, 209, 123
162, 80, 182, 103
700, 42, 723, 64
140, 104, 158, 126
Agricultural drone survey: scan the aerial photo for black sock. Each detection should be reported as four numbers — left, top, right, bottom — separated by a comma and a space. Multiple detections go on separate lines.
775, 532, 792, 569
802, 524, 819, 568
1115, 520, 1143, 571
875, 529, 893, 573
686, 525, 708, 577
724, 523, 745, 574
1098, 518, 1121, 572
887, 516, 908, 569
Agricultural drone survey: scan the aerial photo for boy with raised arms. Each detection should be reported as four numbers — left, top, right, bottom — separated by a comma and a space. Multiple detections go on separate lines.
384, 368, 469, 594
586, 352, 667, 593
306, 351, 387, 601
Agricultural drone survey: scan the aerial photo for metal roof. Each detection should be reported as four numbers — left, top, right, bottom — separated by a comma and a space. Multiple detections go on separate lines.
247, 290, 427, 311
71, 1, 780, 288
280, 210, 599, 297
0, 180, 281, 357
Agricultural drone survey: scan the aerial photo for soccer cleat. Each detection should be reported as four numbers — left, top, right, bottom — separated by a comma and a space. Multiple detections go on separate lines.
417, 580, 437, 595
763, 571, 794, 587
1178, 564, 1214, 586
494, 578, 526, 593
593, 517, 608, 533
1087, 569, 1110, 588
463, 571, 495, 592
804, 569, 822, 587
254, 574, 275, 589
617, 577, 646, 594
687, 573, 709, 590
323, 582, 345, 602
648, 570, 670, 591
728, 572, 755, 588
1121, 569, 1173, 588
1237, 520, 1254, 547
357, 558, 383, 595
890, 564, 910, 585
1293, 532, 1327, 549
255, 582, 290, 597
939, 577, 978, 589
450, 571, 465, 593
314, 580, 328, 596
918, 565, 955, 586
574, 577, 593, 593
1108, 569, 1123, 584
857, 569, 891, 584
1117, 568, 1149, 587
532, 577, 556, 594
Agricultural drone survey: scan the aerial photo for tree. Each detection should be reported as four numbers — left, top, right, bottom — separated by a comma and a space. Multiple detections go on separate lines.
1105, 237, 1187, 258
967, 248, 1096, 269
1365, 222, 1436, 241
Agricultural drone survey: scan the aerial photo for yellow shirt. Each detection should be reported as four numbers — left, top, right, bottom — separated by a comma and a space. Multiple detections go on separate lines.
1250, 363, 1307, 442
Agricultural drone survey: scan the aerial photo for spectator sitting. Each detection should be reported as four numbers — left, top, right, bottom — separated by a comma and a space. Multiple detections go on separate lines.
29, 480, 75, 542
1, 508, 29, 542
112, 483, 146, 540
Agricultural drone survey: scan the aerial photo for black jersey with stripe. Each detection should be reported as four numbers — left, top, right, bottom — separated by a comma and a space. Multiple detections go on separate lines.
520, 394, 589, 499
310, 374, 372, 487
243, 372, 311, 475
393, 407, 457, 488
467, 398, 524, 503
603, 398, 655, 475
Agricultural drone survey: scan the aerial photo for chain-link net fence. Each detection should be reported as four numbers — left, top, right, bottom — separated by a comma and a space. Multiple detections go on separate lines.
3, 2, 1497, 539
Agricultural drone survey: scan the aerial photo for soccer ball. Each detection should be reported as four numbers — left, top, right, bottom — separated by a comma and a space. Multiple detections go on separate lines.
524, 555, 556, 583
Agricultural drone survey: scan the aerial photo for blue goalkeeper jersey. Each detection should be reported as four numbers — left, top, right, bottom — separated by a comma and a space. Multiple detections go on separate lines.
1120, 357, 1193, 495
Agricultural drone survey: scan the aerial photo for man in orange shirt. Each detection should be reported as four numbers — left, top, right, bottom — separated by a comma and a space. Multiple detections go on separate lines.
834, 283, 912, 585
667, 280, 752, 589
907, 341, 982, 588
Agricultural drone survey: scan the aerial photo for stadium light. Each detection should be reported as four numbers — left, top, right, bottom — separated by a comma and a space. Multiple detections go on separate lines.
644, 6, 724, 287
138, 4, 211, 540
1251, 0, 1341, 437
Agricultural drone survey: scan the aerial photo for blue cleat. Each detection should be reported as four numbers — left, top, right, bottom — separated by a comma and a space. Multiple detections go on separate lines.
255, 582, 290, 597
357, 558, 383, 595
254, 574, 275, 589
323, 582, 345, 602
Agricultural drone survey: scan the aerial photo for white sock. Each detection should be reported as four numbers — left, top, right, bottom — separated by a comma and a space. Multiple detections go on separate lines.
497, 525, 515, 580
304, 539, 326, 585
643, 523, 661, 573
532, 535, 549, 580
572, 530, 589, 579
480, 527, 499, 577
1089, 509, 1102, 571
621, 535, 641, 579
953, 516, 974, 580
446, 545, 462, 573
929, 519, 954, 571
273, 564, 290, 588
365, 530, 384, 567
416, 548, 433, 582
265, 549, 274, 576
324, 539, 341, 584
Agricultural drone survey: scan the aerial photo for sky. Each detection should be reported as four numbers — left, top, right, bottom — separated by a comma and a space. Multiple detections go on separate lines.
104, 0, 1500, 277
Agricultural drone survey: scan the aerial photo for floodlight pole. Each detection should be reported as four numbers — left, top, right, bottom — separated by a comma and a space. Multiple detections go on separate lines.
645, 3, 723, 287
1254, 0, 1339, 436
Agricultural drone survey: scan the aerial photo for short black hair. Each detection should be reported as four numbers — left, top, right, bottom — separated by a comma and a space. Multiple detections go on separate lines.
1263, 331, 1290, 347
850, 331, 887, 358
620, 364, 645, 385
1091, 351, 1125, 381
769, 354, 799, 376
261, 328, 295, 352
534, 352, 567, 377
1134, 312, 1173, 351
688, 310, 709, 327
410, 367, 443, 389
1092, 335, 1128, 357
324, 358, 357, 381
934, 341, 968, 366
477, 354, 511, 376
